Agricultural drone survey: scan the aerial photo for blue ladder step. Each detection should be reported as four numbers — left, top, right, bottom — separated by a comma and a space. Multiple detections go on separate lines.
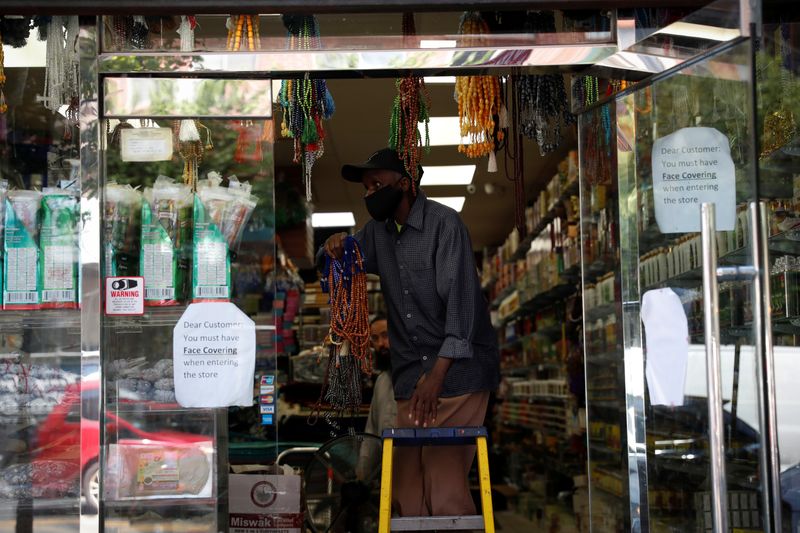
381, 426, 487, 446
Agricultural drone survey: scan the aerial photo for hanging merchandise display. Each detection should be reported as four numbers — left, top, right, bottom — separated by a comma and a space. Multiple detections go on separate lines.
4, 190, 43, 310
177, 16, 197, 52
42, 16, 80, 127
278, 15, 336, 202
174, 119, 213, 191
140, 176, 193, 307
192, 173, 258, 302
104, 183, 143, 278
40, 187, 80, 309
226, 15, 260, 51
507, 75, 526, 238
455, 12, 506, 170
234, 121, 264, 163
388, 13, 430, 191
515, 12, 574, 156
315, 236, 371, 414
0, 31, 6, 115
761, 23, 796, 158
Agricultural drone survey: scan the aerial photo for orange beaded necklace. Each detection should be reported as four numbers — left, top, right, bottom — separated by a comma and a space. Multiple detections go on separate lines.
318, 237, 371, 413
455, 12, 504, 161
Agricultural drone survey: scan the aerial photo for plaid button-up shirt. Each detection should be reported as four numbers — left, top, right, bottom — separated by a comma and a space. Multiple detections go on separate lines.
351, 190, 499, 400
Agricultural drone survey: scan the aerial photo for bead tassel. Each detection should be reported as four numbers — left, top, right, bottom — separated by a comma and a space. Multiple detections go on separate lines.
316, 237, 371, 414
278, 15, 335, 202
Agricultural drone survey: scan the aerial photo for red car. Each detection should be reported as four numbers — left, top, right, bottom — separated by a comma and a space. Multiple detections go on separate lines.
32, 379, 210, 513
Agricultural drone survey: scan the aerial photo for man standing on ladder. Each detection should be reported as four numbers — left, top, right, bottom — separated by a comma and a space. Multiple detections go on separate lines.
321, 148, 500, 518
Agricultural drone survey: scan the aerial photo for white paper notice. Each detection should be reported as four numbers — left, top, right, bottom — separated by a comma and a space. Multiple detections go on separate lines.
651, 127, 736, 233
120, 128, 174, 162
173, 302, 256, 408
642, 288, 689, 407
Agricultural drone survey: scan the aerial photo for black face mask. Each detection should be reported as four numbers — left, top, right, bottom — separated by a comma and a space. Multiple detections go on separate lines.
365, 183, 403, 222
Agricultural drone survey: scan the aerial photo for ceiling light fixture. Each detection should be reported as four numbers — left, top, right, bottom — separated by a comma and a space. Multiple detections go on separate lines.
429, 196, 466, 212
423, 76, 457, 84
421, 165, 476, 186
419, 39, 457, 49
312, 212, 356, 228
428, 116, 469, 146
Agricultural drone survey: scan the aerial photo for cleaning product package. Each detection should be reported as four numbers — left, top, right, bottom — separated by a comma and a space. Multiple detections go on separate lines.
104, 183, 143, 278
4, 190, 43, 309
192, 174, 257, 302
40, 188, 80, 308
0, 180, 8, 302
141, 176, 192, 306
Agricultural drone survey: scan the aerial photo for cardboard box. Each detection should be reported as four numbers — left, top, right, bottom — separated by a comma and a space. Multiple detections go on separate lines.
229, 473, 303, 533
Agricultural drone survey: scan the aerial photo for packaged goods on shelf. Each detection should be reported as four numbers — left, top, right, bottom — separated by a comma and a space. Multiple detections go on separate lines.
0, 181, 6, 301
4, 190, 43, 310
104, 183, 142, 278
108, 357, 176, 403
141, 177, 193, 306
192, 174, 258, 302
105, 441, 214, 499
0, 362, 79, 415
40, 188, 80, 309
772, 255, 799, 318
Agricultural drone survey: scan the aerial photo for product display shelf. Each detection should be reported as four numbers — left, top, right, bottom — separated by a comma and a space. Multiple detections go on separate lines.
498, 281, 578, 326
642, 227, 800, 295
0, 309, 81, 329
588, 442, 622, 458
103, 497, 218, 508
510, 179, 579, 262
501, 362, 563, 376
491, 284, 517, 309
584, 302, 617, 323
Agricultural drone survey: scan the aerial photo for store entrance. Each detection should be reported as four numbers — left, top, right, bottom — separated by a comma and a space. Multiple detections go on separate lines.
85, 11, 612, 533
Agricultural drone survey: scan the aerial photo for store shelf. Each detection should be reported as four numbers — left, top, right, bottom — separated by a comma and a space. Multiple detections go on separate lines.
584, 302, 617, 322
499, 282, 577, 326
0, 308, 81, 329
589, 442, 622, 457
585, 351, 620, 365
501, 362, 562, 375
584, 259, 616, 282
491, 284, 517, 309
104, 497, 218, 508
643, 227, 800, 294
510, 180, 579, 262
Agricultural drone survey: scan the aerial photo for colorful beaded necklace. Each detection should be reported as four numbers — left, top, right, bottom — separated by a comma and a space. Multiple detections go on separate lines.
278, 15, 335, 202
455, 12, 505, 166
388, 15, 430, 193
226, 15, 260, 51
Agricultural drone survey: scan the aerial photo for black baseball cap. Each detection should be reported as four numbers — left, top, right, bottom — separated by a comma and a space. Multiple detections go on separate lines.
341, 148, 423, 183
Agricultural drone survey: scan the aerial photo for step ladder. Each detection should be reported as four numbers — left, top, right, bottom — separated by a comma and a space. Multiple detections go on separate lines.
378, 426, 495, 532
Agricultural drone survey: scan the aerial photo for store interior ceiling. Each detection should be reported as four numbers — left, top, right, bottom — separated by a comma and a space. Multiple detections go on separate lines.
273, 76, 575, 251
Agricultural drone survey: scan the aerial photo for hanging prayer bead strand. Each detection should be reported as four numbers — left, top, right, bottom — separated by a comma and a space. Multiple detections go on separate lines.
278, 15, 335, 202
0, 31, 6, 114
315, 237, 371, 415
455, 12, 502, 162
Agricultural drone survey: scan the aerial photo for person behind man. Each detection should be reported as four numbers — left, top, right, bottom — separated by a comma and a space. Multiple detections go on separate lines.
321, 148, 500, 518
364, 315, 397, 437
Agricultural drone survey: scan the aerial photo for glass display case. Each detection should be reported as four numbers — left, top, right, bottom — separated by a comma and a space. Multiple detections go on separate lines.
95, 76, 276, 533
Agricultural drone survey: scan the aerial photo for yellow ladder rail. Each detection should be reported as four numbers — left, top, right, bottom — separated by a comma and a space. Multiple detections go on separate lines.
378, 426, 495, 532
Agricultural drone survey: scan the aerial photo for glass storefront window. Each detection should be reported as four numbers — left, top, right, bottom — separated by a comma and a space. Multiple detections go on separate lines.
0, 23, 83, 531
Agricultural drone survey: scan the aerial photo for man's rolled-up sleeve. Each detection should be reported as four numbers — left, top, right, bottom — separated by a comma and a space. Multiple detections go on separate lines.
435, 219, 482, 360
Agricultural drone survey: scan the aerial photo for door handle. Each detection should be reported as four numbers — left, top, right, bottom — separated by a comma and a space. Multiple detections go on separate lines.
700, 202, 729, 533
751, 201, 782, 533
